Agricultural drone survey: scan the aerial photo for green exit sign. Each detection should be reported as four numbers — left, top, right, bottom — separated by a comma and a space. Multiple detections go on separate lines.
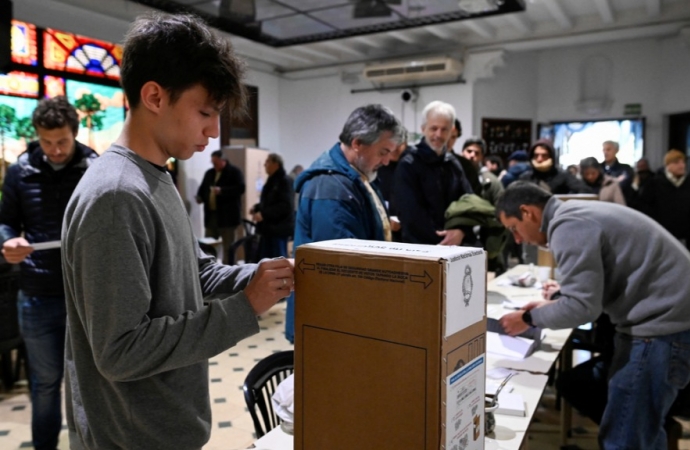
624, 103, 642, 115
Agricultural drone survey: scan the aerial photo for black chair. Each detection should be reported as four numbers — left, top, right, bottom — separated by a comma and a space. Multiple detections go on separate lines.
242, 350, 294, 438
228, 219, 260, 265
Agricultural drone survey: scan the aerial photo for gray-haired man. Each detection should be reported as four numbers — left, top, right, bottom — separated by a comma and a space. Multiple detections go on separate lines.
395, 100, 474, 245
285, 104, 404, 343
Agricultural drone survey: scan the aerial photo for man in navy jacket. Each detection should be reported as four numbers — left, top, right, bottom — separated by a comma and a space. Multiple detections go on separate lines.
0, 96, 97, 450
395, 101, 474, 245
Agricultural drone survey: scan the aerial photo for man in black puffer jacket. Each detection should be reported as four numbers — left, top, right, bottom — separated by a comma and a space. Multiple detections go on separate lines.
0, 96, 97, 450
396, 101, 475, 245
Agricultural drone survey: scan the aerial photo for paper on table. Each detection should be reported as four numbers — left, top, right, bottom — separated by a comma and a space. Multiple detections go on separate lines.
488, 290, 541, 309
487, 332, 539, 360
486, 318, 544, 360
485, 379, 514, 395
495, 392, 526, 417
28, 241, 61, 251
486, 367, 519, 380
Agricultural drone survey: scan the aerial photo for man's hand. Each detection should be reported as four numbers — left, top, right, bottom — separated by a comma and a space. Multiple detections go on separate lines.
2, 237, 33, 264
499, 300, 550, 336
212, 186, 221, 195
499, 310, 530, 336
436, 229, 464, 246
252, 212, 263, 223
389, 216, 401, 232
243, 258, 294, 315
542, 280, 561, 300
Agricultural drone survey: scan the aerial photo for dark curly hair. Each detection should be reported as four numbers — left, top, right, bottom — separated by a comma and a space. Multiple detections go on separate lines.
31, 96, 79, 134
120, 12, 247, 114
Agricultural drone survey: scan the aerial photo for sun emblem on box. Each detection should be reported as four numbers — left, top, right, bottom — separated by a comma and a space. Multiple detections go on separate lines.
462, 265, 473, 307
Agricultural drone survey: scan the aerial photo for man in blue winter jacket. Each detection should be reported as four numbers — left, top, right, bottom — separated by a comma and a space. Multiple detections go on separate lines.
0, 96, 97, 450
285, 104, 405, 343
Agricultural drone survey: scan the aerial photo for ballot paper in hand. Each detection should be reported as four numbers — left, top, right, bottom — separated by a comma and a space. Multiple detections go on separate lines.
486, 317, 544, 359
28, 241, 61, 251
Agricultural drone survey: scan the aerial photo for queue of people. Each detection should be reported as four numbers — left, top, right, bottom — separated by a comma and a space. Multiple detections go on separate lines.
0, 10, 689, 450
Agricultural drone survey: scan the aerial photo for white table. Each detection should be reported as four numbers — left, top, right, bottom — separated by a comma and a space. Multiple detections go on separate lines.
486, 265, 575, 447
251, 265, 574, 450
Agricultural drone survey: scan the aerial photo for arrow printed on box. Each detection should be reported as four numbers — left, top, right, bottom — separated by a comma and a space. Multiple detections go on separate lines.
409, 270, 433, 289
298, 259, 315, 274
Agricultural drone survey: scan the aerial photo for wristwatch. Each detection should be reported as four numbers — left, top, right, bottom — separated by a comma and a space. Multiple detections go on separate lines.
522, 310, 535, 327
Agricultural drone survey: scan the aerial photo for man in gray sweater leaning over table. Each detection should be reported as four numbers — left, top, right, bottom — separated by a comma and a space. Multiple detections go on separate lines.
61, 13, 294, 450
498, 181, 690, 450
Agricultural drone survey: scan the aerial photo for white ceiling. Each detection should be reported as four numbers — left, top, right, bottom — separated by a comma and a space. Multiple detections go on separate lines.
14, 0, 690, 77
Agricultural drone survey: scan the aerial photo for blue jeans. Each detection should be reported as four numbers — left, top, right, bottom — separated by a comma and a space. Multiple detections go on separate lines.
17, 290, 66, 450
600, 330, 690, 449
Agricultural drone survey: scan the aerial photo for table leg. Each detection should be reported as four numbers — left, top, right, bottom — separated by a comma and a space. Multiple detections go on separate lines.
560, 340, 573, 445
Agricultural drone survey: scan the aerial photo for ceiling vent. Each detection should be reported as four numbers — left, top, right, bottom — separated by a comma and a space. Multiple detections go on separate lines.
363, 57, 463, 84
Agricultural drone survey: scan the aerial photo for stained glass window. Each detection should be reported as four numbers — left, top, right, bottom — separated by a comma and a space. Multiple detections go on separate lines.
43, 28, 122, 80
66, 79, 125, 154
11, 20, 38, 66
0, 95, 40, 164
0, 72, 39, 98
44, 76, 65, 98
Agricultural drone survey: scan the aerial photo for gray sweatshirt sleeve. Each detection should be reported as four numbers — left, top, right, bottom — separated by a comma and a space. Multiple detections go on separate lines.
529, 215, 605, 330
196, 243, 258, 296
66, 220, 260, 382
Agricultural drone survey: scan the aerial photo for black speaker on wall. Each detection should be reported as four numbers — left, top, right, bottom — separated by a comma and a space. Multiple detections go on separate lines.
0, 0, 11, 74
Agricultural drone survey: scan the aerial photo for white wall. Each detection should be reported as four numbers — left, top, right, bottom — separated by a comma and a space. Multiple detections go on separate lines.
474, 36, 690, 169
473, 52, 539, 137
661, 37, 690, 114
277, 74, 474, 171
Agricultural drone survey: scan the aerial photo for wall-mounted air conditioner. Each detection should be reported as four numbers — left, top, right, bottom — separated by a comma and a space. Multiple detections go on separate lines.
362, 57, 463, 84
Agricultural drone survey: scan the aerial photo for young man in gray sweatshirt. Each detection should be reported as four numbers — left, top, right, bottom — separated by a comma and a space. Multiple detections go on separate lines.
497, 181, 690, 449
61, 13, 294, 450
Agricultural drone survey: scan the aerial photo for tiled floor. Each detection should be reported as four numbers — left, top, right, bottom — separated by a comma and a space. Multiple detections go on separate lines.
0, 301, 294, 450
1, 301, 690, 449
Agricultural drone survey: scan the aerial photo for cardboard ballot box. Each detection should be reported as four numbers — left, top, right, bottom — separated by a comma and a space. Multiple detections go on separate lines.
294, 239, 487, 450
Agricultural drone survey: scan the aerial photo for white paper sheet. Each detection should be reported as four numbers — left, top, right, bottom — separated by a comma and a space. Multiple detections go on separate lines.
445, 252, 485, 337
486, 332, 539, 360
495, 392, 526, 417
28, 241, 61, 250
